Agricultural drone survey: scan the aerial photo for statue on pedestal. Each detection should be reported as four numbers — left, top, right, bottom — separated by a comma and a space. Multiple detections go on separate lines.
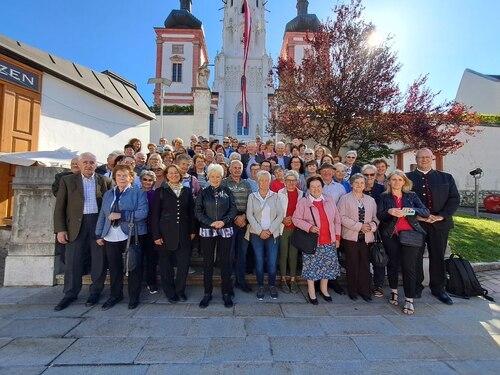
197, 62, 210, 88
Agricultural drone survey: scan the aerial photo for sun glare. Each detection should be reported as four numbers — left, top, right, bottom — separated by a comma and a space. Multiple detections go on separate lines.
367, 30, 382, 47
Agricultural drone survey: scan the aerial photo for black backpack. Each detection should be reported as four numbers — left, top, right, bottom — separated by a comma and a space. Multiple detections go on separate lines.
445, 253, 494, 301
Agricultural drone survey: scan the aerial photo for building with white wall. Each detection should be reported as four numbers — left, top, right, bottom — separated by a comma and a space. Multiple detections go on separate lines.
0, 34, 154, 224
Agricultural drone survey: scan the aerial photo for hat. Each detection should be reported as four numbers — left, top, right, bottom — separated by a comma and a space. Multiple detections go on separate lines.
201, 138, 209, 143
318, 162, 335, 171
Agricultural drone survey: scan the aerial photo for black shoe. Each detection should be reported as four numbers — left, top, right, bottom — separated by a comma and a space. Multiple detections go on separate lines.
178, 293, 188, 302
223, 294, 233, 308
432, 291, 453, 305
319, 291, 332, 303
128, 300, 139, 310
349, 294, 358, 301
235, 283, 253, 293
199, 294, 212, 309
307, 295, 319, 305
85, 295, 99, 307
102, 296, 122, 311
361, 295, 372, 302
54, 297, 76, 311
330, 282, 346, 295
168, 295, 179, 304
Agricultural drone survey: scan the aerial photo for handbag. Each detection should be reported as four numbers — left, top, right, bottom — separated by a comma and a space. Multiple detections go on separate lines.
123, 213, 141, 276
370, 230, 388, 267
398, 230, 425, 248
291, 207, 319, 255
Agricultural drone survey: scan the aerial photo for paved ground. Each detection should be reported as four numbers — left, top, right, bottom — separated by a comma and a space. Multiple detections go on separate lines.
0, 272, 499, 375
456, 207, 500, 221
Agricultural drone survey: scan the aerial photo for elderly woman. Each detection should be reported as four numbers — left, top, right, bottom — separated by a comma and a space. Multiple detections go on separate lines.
95, 165, 148, 310
147, 153, 162, 170
162, 150, 175, 166
278, 170, 304, 293
140, 170, 159, 294
152, 164, 166, 190
337, 174, 379, 301
377, 170, 430, 315
151, 164, 196, 303
304, 149, 315, 164
247, 170, 284, 300
292, 176, 341, 305
195, 164, 237, 309
360, 164, 386, 297
270, 165, 285, 192
373, 159, 389, 186
287, 156, 307, 191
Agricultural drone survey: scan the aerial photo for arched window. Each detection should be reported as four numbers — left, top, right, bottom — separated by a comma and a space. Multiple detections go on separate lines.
237, 111, 250, 136
256, 0, 259, 7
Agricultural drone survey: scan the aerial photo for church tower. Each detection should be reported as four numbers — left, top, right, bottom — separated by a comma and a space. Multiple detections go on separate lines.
212, 0, 274, 140
153, 0, 209, 107
280, 0, 320, 63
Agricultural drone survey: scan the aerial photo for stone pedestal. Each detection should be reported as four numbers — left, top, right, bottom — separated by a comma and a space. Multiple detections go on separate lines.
193, 87, 211, 139
4, 166, 64, 286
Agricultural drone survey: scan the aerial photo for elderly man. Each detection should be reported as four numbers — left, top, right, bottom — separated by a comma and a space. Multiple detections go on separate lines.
96, 151, 121, 177
275, 142, 291, 170
221, 160, 253, 293
204, 149, 215, 167
53, 153, 113, 311
134, 152, 148, 175
343, 150, 361, 181
333, 163, 351, 193
242, 141, 264, 179
222, 137, 233, 158
319, 163, 346, 204
407, 148, 460, 305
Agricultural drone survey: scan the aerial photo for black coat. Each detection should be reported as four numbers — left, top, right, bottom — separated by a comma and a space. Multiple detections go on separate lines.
151, 185, 196, 251
406, 169, 460, 230
377, 191, 430, 238
194, 185, 237, 229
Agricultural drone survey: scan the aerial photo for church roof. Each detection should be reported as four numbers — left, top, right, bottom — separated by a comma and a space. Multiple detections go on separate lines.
0, 34, 155, 120
284, 13, 321, 34
164, 9, 202, 29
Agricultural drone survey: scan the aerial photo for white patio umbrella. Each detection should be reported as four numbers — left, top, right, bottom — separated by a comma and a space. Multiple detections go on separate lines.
0, 147, 80, 168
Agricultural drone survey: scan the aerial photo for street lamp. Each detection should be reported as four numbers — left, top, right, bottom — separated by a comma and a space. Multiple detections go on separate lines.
147, 77, 172, 139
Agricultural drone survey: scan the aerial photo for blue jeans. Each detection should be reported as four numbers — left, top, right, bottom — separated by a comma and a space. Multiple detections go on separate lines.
250, 234, 280, 287
230, 225, 249, 285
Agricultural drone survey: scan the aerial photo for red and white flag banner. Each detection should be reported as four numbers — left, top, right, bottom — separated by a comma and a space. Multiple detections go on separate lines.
242, 0, 252, 128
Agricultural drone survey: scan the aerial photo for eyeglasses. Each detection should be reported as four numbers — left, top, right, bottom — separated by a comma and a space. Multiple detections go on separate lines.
363, 173, 376, 177
346, 156, 356, 159
152, 168, 163, 172
223, 141, 229, 144
141, 178, 154, 182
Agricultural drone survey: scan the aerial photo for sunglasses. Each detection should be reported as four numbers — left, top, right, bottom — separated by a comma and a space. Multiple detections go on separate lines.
364, 173, 375, 177
142, 178, 154, 182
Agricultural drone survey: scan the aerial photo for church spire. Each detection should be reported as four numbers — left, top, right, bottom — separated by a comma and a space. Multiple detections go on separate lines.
297, 0, 308, 16
180, 0, 192, 13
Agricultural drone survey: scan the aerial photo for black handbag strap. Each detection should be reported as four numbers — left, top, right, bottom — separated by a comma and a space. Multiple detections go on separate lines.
309, 206, 318, 227
126, 212, 137, 248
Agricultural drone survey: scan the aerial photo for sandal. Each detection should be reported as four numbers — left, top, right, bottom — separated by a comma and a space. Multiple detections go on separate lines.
389, 291, 399, 306
402, 299, 415, 315
373, 287, 384, 298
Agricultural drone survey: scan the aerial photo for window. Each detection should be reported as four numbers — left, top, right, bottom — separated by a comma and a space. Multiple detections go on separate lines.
256, 0, 259, 7
209, 113, 214, 135
172, 44, 184, 54
172, 63, 182, 82
237, 111, 250, 136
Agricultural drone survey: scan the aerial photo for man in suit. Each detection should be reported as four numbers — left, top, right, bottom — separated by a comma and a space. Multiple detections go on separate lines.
407, 148, 460, 305
275, 142, 291, 170
241, 141, 264, 179
54, 152, 113, 311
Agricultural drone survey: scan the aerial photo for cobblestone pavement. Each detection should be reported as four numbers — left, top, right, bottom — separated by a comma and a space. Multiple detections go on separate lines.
0, 275, 498, 375
477, 269, 500, 295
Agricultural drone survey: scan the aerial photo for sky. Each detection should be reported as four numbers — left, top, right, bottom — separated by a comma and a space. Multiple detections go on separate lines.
1, 0, 499, 106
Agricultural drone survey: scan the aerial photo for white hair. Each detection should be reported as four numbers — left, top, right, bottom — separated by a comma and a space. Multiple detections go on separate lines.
256, 170, 271, 182
229, 152, 241, 161
207, 163, 224, 177
346, 150, 357, 157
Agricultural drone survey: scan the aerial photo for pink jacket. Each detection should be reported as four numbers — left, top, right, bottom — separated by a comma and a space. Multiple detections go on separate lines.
292, 195, 341, 242
337, 192, 379, 243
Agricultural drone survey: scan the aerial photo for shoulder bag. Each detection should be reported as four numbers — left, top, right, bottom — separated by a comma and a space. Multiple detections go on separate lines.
123, 213, 141, 276
370, 230, 389, 267
291, 206, 319, 255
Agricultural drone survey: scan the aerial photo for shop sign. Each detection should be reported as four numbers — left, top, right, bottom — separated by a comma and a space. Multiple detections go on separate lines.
0, 57, 40, 92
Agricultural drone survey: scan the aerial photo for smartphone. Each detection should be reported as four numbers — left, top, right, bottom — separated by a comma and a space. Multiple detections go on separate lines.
403, 208, 415, 216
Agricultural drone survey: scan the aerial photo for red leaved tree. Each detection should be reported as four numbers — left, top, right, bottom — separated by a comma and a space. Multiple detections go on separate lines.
269, 0, 478, 158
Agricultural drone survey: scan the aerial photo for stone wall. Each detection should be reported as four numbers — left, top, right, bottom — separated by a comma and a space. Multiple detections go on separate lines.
459, 190, 500, 207
3, 166, 64, 286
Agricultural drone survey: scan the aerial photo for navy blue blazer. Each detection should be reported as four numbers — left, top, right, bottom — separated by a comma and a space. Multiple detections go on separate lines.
377, 191, 430, 238
95, 186, 149, 239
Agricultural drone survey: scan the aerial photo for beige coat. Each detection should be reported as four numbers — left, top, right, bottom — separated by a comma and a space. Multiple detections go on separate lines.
337, 192, 379, 243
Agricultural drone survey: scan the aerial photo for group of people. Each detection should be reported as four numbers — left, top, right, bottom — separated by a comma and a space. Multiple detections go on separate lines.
53, 134, 460, 316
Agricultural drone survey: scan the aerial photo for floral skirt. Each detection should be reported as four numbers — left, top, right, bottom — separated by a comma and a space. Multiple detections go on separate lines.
302, 243, 341, 280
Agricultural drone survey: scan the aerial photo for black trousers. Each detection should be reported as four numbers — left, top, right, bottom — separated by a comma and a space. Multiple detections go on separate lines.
372, 264, 386, 288
104, 239, 142, 302
63, 214, 106, 299
416, 222, 450, 293
158, 245, 191, 298
141, 232, 158, 287
201, 236, 232, 295
383, 234, 421, 298
343, 239, 371, 297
